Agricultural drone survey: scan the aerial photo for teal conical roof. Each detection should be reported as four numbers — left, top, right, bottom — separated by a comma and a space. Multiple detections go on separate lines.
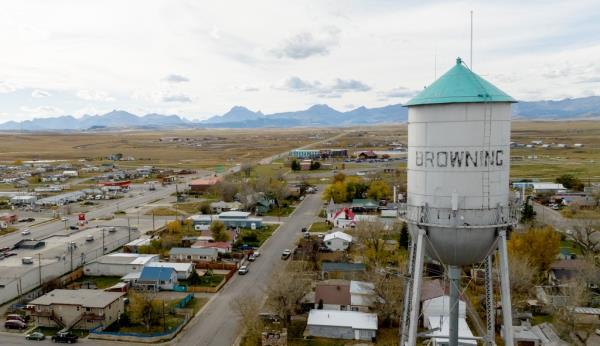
405, 57, 516, 107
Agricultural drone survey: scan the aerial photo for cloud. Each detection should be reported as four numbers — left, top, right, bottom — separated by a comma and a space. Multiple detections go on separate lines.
162, 93, 192, 103
280, 76, 370, 97
330, 79, 371, 92
76, 89, 114, 102
272, 27, 340, 59
0, 81, 18, 93
381, 86, 418, 98
31, 89, 51, 98
20, 105, 64, 116
162, 74, 190, 83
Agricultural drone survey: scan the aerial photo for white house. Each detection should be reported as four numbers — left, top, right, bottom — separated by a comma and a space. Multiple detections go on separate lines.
146, 262, 194, 280
307, 310, 377, 341
84, 253, 159, 277
327, 208, 356, 229
62, 170, 79, 177
324, 231, 353, 251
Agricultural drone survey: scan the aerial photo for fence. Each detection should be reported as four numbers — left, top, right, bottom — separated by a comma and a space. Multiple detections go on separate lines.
194, 261, 238, 270
0, 232, 138, 306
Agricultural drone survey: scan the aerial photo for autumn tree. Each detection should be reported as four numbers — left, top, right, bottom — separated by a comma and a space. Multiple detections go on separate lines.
199, 201, 211, 215
212, 180, 239, 202
333, 172, 346, 183
555, 174, 584, 191
231, 295, 264, 346
345, 176, 368, 200
265, 269, 310, 326
508, 226, 560, 273
569, 222, 600, 257
323, 181, 347, 203
354, 220, 391, 266
210, 221, 229, 242
367, 180, 391, 201
128, 291, 162, 332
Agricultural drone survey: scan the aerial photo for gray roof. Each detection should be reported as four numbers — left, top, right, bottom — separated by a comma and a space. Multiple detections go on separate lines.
29, 289, 125, 308
321, 262, 366, 273
169, 247, 218, 256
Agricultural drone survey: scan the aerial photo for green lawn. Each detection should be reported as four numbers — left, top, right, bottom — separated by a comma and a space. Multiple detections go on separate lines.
181, 274, 225, 288
561, 207, 600, 219
113, 315, 184, 334
309, 222, 331, 233
263, 206, 295, 217
73, 276, 122, 289
235, 224, 278, 248
0, 226, 17, 236
145, 206, 178, 216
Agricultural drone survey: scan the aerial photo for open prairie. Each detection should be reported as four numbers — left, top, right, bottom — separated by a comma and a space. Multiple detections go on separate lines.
0, 128, 341, 168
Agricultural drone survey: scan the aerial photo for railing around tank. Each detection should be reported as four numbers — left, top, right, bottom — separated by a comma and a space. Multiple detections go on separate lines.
398, 203, 519, 228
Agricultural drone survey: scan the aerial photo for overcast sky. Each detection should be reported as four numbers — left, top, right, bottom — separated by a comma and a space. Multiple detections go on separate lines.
1, 0, 599, 121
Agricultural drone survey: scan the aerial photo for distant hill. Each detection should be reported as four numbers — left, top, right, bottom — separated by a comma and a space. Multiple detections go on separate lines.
0, 96, 598, 131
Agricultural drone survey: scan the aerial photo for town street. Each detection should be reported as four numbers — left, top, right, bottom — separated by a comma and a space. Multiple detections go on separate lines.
172, 190, 324, 346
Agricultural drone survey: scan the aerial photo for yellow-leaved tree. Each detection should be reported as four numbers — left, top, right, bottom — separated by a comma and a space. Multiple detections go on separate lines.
508, 225, 560, 273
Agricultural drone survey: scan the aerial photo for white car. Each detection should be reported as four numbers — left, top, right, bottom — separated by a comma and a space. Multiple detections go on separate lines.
253, 251, 260, 257
21, 229, 31, 236
238, 266, 249, 275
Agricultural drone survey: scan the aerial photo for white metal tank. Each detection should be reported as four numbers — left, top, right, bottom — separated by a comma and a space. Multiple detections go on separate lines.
404, 57, 516, 266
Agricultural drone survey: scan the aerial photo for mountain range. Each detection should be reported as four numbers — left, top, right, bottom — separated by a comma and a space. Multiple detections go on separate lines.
1, 96, 599, 131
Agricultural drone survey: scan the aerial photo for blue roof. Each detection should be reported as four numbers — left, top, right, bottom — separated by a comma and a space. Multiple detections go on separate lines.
405, 57, 516, 107
139, 266, 176, 281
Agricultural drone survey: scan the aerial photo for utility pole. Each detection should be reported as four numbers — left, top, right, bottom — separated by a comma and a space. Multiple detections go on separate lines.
102, 228, 105, 255
152, 211, 155, 231
162, 300, 166, 332
69, 245, 73, 272
127, 217, 131, 242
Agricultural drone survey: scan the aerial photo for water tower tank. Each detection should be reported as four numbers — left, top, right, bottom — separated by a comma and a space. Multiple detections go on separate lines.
404, 57, 516, 266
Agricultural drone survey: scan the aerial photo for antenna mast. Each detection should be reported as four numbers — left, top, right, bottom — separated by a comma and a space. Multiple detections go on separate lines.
470, 10, 473, 70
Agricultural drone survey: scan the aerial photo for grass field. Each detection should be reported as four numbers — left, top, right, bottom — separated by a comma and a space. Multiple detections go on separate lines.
309, 221, 331, 232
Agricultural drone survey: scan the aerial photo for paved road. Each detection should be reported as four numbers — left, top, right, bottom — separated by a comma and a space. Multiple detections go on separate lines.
172, 191, 324, 346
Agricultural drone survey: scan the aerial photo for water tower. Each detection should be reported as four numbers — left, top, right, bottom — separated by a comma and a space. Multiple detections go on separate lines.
400, 58, 517, 346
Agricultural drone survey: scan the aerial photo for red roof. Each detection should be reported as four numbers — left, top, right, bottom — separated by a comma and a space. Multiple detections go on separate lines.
333, 207, 355, 220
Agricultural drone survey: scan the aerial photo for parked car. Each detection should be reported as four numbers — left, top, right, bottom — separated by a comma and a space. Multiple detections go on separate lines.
22, 257, 34, 264
253, 251, 260, 257
4, 319, 26, 330
281, 249, 291, 260
51, 332, 78, 343
107, 227, 116, 233
21, 229, 31, 236
61, 217, 68, 222
4, 252, 16, 257
303, 233, 311, 239
86, 235, 94, 242
248, 254, 256, 262
6, 314, 25, 322
0, 247, 10, 252
69, 225, 78, 230
25, 331, 45, 341
238, 266, 249, 275
301, 227, 307, 232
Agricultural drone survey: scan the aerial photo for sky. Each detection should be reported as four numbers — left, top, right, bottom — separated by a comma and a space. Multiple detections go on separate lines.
1, 0, 600, 122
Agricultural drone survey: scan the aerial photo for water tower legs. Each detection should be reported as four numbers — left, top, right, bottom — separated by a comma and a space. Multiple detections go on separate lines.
406, 228, 426, 346
498, 229, 514, 346
485, 255, 496, 346
449, 265, 461, 346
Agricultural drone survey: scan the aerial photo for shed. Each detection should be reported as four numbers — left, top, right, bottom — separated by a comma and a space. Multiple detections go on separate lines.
323, 231, 352, 251
307, 309, 377, 341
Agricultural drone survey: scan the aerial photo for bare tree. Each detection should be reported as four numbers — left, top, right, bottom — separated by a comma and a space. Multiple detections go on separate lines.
367, 272, 404, 327
240, 163, 253, 178
569, 222, 600, 257
265, 269, 310, 326
231, 294, 263, 346
211, 180, 239, 202
508, 254, 536, 305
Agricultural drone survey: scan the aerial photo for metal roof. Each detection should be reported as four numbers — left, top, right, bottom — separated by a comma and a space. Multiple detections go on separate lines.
308, 310, 378, 330
405, 57, 516, 107
139, 266, 176, 281
29, 289, 124, 308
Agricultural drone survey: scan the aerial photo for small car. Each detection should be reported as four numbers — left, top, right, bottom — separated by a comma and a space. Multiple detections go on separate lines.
6, 314, 25, 322
248, 254, 256, 262
281, 249, 291, 260
25, 331, 45, 341
238, 266, 249, 275
253, 251, 260, 257
4, 252, 16, 257
69, 225, 78, 230
51, 332, 78, 343
0, 247, 10, 252
301, 227, 307, 232
21, 229, 31, 236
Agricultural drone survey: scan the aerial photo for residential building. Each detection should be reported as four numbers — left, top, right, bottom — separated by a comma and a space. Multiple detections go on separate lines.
328, 208, 356, 229
357, 151, 377, 159
351, 199, 379, 212
510, 322, 568, 346
29, 289, 125, 330
169, 247, 218, 262
323, 231, 352, 251
146, 262, 194, 280
136, 266, 178, 291
10, 195, 37, 206
188, 211, 263, 230
62, 170, 79, 177
312, 280, 375, 312
189, 176, 223, 193
83, 253, 159, 277
192, 240, 233, 254
306, 310, 377, 341
123, 238, 152, 253
210, 201, 243, 213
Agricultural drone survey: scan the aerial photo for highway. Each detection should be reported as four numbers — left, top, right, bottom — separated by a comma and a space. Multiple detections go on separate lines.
172, 190, 323, 346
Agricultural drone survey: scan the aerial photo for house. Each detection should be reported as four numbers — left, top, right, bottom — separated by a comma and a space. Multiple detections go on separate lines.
300, 160, 313, 171
0, 212, 17, 224
357, 151, 378, 159
210, 201, 243, 213
548, 259, 586, 286
84, 253, 159, 277
314, 280, 351, 310
255, 197, 275, 215
29, 289, 125, 330
136, 266, 178, 291
351, 199, 379, 213
10, 195, 37, 206
510, 322, 568, 346
62, 170, 79, 177
189, 176, 223, 193
123, 238, 153, 253
349, 281, 376, 312
169, 247, 218, 262
188, 211, 263, 230
570, 307, 600, 325
306, 310, 377, 341
328, 208, 356, 229
146, 262, 194, 280
323, 231, 352, 251
192, 240, 233, 254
